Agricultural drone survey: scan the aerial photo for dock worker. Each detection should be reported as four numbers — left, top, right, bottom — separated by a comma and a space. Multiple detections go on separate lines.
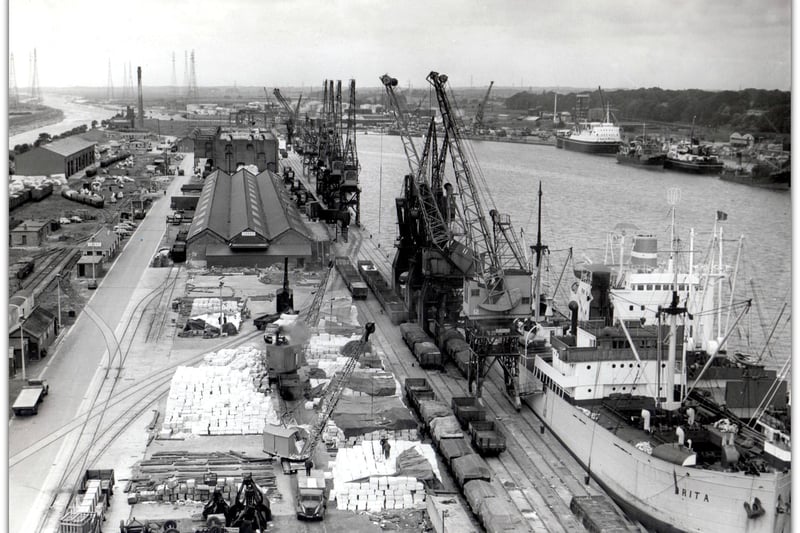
305, 458, 313, 476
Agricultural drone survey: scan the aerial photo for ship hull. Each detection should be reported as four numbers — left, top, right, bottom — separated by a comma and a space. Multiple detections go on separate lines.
524, 383, 791, 533
556, 136, 620, 154
616, 153, 666, 167
663, 158, 724, 174
719, 170, 790, 190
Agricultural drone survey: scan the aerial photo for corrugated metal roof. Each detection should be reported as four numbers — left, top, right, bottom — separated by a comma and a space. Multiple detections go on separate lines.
186, 168, 311, 247
22, 306, 55, 338
41, 137, 97, 157
256, 170, 312, 241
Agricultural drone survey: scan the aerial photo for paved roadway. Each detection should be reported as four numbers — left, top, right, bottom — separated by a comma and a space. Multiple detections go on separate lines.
9, 154, 194, 533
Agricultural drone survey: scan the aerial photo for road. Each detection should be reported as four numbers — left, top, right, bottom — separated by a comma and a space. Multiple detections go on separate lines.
8, 154, 194, 533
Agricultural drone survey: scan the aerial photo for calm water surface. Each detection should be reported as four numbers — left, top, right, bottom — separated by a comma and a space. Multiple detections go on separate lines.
352, 133, 792, 372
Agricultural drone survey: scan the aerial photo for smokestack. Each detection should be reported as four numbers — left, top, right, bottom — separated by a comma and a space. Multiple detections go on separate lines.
137, 66, 144, 129
569, 300, 579, 336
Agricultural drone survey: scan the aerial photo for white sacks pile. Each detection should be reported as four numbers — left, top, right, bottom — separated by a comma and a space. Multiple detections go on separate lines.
331, 440, 439, 513
189, 298, 241, 331
164, 345, 279, 436
305, 333, 363, 375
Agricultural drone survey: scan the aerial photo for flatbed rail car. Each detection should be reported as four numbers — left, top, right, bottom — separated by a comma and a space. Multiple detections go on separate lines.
334, 256, 368, 300
12, 385, 45, 416
357, 260, 407, 324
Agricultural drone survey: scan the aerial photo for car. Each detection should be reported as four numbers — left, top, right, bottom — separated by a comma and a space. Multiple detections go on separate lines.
88, 279, 98, 290
59, 217, 71, 224
70, 216, 83, 223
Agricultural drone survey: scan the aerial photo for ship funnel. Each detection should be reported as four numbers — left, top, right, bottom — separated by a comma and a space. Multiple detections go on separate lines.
630, 234, 658, 270
569, 300, 578, 336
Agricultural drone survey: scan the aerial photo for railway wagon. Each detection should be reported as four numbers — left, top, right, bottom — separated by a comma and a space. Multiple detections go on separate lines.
468, 420, 507, 456
451, 397, 487, 430
334, 256, 368, 299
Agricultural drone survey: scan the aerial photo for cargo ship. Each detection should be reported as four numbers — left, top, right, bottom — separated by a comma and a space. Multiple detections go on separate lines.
523, 215, 791, 533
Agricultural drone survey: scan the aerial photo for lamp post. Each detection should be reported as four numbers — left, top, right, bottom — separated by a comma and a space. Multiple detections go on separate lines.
55, 272, 62, 331
218, 279, 225, 326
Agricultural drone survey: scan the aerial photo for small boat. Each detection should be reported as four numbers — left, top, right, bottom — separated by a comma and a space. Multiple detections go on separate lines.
664, 140, 724, 174
720, 157, 790, 190
616, 138, 667, 167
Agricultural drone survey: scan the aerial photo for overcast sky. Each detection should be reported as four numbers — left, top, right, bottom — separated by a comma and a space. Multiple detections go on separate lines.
7, 0, 793, 91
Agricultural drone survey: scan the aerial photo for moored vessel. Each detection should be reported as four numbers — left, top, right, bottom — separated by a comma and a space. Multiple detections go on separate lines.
522, 209, 791, 533
616, 139, 667, 167
663, 141, 724, 174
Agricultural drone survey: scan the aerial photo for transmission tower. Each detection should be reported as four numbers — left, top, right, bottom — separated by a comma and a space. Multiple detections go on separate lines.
171, 52, 178, 100
9, 53, 19, 108
187, 49, 198, 100
121, 64, 127, 100
127, 62, 136, 102
183, 51, 189, 96
30, 48, 41, 101
107, 59, 114, 101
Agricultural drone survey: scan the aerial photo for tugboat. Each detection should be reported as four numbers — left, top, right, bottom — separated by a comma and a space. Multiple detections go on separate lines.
664, 140, 724, 174
616, 138, 667, 168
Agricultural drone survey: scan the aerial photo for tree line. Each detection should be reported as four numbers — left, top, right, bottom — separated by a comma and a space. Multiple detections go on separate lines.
505, 88, 790, 134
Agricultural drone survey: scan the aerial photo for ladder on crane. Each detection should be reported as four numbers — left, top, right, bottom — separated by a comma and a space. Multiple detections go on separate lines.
288, 322, 376, 463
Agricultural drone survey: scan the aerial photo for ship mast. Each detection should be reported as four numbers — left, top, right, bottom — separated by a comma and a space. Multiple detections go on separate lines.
530, 182, 548, 324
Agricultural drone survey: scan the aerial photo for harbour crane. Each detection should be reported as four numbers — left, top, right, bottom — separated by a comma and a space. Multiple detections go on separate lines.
380, 74, 469, 329
427, 71, 531, 408
473, 81, 494, 132
280, 322, 376, 468
273, 88, 298, 148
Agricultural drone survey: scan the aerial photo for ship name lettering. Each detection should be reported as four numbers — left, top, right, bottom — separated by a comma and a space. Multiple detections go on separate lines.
679, 488, 710, 502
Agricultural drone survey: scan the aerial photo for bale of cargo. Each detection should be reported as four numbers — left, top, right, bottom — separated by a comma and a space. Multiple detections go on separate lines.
451, 397, 486, 429
413, 341, 443, 369
395, 447, 435, 482
478, 496, 529, 533
451, 453, 492, 487
445, 338, 470, 358
463, 479, 500, 515
418, 400, 451, 424
437, 437, 473, 466
453, 350, 472, 378
399, 323, 424, 338
429, 415, 464, 445
437, 327, 465, 349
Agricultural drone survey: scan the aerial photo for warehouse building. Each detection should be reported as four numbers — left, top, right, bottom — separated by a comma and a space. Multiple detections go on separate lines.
186, 168, 316, 267
14, 137, 97, 177
10, 219, 53, 247
190, 127, 280, 173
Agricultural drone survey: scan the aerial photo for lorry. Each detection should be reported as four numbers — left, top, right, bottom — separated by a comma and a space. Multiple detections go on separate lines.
12, 384, 46, 416
291, 470, 327, 520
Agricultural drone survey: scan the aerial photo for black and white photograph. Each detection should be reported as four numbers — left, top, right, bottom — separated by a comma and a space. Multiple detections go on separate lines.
5, 1, 793, 532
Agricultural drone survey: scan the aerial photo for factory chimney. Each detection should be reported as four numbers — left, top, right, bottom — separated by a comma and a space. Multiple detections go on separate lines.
137, 66, 144, 129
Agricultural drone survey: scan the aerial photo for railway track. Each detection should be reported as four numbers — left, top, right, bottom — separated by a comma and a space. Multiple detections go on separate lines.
344, 223, 639, 532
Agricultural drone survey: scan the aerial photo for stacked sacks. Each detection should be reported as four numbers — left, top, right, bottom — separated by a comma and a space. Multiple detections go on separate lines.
163, 345, 279, 435
331, 440, 440, 513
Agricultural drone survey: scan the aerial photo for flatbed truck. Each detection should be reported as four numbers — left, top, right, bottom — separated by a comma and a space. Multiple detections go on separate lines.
12, 385, 45, 416
291, 470, 327, 519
